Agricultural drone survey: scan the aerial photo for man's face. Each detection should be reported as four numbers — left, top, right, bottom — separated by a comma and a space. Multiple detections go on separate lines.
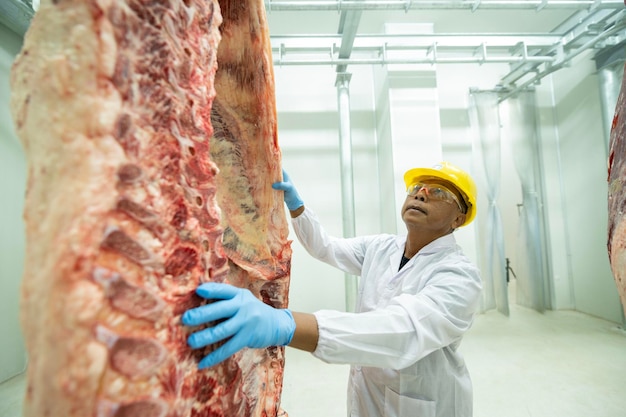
401, 179, 466, 234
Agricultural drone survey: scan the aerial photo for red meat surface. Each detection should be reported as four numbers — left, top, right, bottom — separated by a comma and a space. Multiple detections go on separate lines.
608, 63, 626, 317
10, 0, 291, 415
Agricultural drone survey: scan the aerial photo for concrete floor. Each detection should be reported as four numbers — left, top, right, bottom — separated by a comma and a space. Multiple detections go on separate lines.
281, 305, 626, 417
2, 302, 626, 417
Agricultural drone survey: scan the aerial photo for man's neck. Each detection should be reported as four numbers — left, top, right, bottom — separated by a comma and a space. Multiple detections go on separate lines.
404, 230, 451, 258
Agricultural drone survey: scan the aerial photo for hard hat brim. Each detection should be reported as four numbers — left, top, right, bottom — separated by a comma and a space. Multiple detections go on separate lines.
403, 166, 476, 227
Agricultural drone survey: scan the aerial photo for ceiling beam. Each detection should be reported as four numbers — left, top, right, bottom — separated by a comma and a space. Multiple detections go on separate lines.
264, 0, 624, 12
335, 9, 363, 74
2, 0, 623, 97
5, 0, 624, 37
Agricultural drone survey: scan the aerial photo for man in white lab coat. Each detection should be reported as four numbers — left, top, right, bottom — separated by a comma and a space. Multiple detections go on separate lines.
183, 161, 482, 417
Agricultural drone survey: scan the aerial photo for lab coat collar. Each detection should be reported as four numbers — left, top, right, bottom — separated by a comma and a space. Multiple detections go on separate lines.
395, 232, 457, 257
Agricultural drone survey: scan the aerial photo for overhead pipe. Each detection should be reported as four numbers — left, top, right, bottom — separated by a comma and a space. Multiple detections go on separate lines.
336, 72, 359, 313
7, 0, 624, 37
273, 55, 555, 66
265, 0, 623, 12
332, 4, 362, 310
498, 18, 626, 101
500, 7, 622, 86
272, 33, 563, 46
335, 8, 363, 73
272, 34, 563, 55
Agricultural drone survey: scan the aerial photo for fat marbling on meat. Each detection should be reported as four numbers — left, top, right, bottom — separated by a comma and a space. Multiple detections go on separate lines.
9, 0, 291, 416
608, 63, 626, 316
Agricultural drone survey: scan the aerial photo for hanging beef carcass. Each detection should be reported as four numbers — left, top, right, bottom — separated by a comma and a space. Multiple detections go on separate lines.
608, 63, 626, 316
9, 0, 291, 415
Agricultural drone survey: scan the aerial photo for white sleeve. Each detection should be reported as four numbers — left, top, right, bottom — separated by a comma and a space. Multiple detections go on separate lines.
312, 264, 482, 370
291, 207, 371, 276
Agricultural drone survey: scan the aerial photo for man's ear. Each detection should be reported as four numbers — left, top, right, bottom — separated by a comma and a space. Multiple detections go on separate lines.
452, 213, 466, 229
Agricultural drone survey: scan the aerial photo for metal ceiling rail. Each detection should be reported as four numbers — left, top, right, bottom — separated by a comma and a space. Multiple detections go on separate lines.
4, 0, 624, 37
3, 0, 624, 37
273, 33, 564, 48
270, 28, 620, 67
270, 7, 626, 93
272, 33, 563, 66
273, 55, 556, 66
334, 8, 363, 74
264, 0, 624, 12
502, 7, 625, 86
2, 0, 624, 96
499, 12, 626, 100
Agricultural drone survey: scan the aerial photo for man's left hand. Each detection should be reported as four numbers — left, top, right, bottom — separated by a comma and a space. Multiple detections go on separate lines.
182, 283, 296, 369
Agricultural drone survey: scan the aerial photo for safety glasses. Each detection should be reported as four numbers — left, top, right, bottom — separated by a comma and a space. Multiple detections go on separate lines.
407, 182, 464, 213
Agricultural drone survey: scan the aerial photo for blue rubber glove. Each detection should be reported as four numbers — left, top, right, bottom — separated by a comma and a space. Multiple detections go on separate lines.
272, 169, 304, 211
182, 283, 296, 369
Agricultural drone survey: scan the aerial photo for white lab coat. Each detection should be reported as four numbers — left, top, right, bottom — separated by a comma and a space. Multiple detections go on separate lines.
292, 207, 482, 417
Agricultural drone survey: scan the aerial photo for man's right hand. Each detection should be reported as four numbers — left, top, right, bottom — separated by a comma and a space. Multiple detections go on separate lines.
272, 169, 304, 211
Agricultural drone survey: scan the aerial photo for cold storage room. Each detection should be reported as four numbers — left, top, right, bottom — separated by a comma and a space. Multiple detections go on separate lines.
1, 1, 625, 417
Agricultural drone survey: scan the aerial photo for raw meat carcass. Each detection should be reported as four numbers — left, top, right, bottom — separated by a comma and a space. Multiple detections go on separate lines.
608, 63, 626, 316
9, 0, 291, 415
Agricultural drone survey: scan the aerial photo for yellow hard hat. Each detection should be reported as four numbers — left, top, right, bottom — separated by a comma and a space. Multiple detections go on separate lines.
403, 161, 477, 227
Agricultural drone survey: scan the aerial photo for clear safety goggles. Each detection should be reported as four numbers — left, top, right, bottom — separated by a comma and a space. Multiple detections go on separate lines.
407, 182, 465, 213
